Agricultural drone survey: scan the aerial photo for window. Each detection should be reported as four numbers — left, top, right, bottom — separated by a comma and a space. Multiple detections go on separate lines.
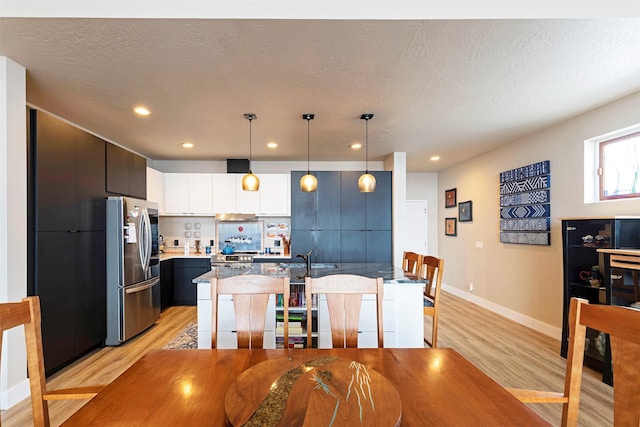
598, 130, 640, 201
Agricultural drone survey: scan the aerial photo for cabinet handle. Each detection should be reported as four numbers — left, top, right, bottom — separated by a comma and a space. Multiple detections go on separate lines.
566, 226, 576, 231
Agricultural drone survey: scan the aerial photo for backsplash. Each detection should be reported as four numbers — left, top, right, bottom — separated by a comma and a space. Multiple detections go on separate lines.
159, 216, 290, 254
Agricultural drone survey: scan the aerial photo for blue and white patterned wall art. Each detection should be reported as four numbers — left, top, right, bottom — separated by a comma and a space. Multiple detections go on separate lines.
499, 160, 551, 245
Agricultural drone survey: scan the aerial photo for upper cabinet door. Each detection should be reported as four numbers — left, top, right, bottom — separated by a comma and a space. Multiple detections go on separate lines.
316, 171, 341, 230
188, 174, 213, 214
35, 111, 78, 231
106, 143, 146, 199
212, 174, 237, 214
146, 167, 165, 214
258, 174, 290, 216
164, 174, 190, 214
341, 171, 366, 230
291, 171, 316, 230
235, 175, 260, 214
366, 171, 392, 230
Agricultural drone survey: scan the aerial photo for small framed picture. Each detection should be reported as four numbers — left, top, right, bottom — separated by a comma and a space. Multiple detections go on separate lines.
445, 188, 457, 208
459, 200, 473, 222
445, 217, 457, 236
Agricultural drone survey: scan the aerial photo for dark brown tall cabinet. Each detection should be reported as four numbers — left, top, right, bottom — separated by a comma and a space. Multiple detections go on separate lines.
29, 109, 108, 375
560, 217, 640, 385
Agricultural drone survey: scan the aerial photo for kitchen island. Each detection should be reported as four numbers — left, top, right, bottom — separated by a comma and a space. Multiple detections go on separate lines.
193, 263, 425, 349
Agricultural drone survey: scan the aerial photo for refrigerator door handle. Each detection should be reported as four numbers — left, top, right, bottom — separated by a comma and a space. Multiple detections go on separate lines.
125, 277, 160, 294
142, 208, 152, 274
138, 209, 146, 270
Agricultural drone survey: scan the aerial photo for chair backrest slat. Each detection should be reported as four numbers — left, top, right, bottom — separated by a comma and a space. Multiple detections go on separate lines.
211, 275, 289, 349
563, 298, 640, 426
305, 274, 383, 348
0, 297, 50, 427
402, 251, 421, 276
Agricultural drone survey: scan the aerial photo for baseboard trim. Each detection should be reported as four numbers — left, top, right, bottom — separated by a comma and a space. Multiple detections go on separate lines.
442, 284, 562, 340
0, 378, 29, 410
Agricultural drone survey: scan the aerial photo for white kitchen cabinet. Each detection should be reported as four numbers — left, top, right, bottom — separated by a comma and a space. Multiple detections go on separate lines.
164, 173, 213, 215
211, 174, 237, 213
188, 174, 213, 214
164, 172, 290, 216
258, 174, 290, 216
146, 167, 165, 214
164, 174, 189, 214
235, 175, 260, 213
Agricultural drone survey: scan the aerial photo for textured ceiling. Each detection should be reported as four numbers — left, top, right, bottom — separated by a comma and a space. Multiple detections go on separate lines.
1, 17, 639, 171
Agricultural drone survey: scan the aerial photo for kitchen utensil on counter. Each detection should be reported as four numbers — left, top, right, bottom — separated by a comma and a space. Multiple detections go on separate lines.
195, 240, 201, 254
222, 244, 235, 255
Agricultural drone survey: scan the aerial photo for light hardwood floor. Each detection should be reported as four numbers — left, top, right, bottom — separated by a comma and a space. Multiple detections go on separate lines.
2, 292, 614, 426
430, 291, 613, 426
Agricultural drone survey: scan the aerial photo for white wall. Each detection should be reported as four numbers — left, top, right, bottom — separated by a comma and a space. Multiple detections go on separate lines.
0, 57, 29, 409
150, 159, 385, 174
407, 172, 439, 257
437, 90, 640, 338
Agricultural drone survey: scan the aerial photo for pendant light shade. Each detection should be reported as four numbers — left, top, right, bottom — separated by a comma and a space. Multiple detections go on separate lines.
300, 113, 317, 192
242, 113, 260, 191
358, 113, 376, 192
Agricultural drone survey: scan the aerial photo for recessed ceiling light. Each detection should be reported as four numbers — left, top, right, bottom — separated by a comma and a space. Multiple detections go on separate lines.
350, 143, 362, 150
430, 156, 440, 161
133, 106, 151, 116
267, 142, 278, 149
182, 142, 194, 149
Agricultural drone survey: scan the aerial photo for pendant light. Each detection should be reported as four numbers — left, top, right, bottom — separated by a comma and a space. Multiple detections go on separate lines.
300, 113, 318, 192
358, 113, 376, 192
242, 113, 260, 191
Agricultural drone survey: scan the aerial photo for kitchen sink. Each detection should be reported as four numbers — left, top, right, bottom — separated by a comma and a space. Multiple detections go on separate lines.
279, 262, 338, 269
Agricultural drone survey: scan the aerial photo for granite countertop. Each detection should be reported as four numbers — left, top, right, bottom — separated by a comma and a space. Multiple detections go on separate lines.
160, 252, 292, 261
192, 262, 424, 285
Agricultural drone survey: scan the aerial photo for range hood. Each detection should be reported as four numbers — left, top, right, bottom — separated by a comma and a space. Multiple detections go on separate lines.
215, 213, 257, 222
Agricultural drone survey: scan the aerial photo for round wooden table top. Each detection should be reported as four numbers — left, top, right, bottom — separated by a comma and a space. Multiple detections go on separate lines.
225, 353, 402, 426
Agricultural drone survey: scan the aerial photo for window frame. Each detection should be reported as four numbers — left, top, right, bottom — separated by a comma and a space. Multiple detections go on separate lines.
597, 130, 640, 201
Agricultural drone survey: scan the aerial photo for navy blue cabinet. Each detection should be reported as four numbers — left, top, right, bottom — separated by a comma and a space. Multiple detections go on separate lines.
160, 259, 174, 309
290, 171, 392, 264
173, 258, 210, 305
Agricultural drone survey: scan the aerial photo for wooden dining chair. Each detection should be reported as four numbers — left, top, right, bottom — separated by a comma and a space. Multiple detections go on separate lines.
305, 274, 384, 348
418, 255, 444, 348
0, 296, 103, 427
402, 251, 422, 276
211, 275, 290, 349
506, 297, 640, 427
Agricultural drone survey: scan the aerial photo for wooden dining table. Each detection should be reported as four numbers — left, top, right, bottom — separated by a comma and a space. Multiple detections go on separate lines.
62, 348, 550, 426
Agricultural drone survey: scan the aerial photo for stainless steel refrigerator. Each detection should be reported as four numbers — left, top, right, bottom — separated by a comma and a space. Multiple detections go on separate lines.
106, 196, 160, 345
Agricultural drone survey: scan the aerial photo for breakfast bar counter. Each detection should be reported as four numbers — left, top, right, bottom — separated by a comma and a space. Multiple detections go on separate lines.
193, 263, 425, 349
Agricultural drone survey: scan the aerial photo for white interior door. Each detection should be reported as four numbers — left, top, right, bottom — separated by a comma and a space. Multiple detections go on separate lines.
405, 200, 428, 255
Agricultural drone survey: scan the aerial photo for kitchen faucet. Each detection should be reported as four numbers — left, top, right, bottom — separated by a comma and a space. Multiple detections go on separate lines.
296, 250, 313, 271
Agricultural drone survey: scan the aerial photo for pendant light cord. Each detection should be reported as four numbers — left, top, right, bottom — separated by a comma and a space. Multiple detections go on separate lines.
307, 118, 311, 174
248, 116, 253, 171
365, 117, 369, 173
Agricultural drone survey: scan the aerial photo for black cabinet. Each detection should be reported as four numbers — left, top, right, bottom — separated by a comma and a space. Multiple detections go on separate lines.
106, 143, 147, 199
29, 109, 107, 376
160, 259, 174, 309
290, 170, 392, 264
34, 110, 106, 232
173, 258, 210, 305
561, 217, 640, 385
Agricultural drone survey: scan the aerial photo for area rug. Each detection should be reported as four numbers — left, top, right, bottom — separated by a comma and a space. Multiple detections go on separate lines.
163, 321, 198, 349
